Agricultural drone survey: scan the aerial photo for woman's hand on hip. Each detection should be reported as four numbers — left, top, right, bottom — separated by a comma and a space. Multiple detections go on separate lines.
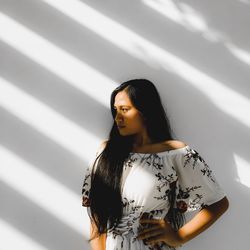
137, 217, 183, 248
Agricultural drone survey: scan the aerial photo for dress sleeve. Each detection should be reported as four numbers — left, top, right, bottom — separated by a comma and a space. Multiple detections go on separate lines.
172, 145, 226, 213
81, 165, 91, 207
81, 154, 99, 207
82, 141, 107, 207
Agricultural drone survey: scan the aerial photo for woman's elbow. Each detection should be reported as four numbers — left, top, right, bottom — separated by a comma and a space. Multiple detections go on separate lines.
208, 196, 230, 216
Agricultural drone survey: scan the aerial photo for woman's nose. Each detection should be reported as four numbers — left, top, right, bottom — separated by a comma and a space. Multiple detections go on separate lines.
115, 112, 123, 122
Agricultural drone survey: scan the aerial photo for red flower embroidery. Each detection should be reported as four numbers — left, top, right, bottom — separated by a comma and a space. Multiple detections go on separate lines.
176, 200, 188, 213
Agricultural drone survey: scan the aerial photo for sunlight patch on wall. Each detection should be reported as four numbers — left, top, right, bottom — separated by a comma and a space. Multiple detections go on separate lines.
234, 154, 250, 188
40, 1, 250, 128
142, 0, 220, 41
143, 0, 250, 62
226, 43, 250, 66
238, 0, 250, 4
0, 145, 90, 237
143, 0, 190, 25
41, 0, 162, 66
0, 12, 116, 108
0, 218, 47, 250
0, 77, 100, 161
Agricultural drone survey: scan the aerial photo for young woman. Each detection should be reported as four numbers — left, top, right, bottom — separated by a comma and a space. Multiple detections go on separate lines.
82, 79, 229, 250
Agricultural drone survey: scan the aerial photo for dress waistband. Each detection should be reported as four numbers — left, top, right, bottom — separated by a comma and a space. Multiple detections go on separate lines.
107, 211, 143, 237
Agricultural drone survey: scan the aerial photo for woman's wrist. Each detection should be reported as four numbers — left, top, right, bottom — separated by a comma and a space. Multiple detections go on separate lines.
175, 230, 185, 247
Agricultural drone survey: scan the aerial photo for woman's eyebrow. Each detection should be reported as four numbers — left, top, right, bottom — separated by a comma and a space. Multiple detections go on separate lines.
113, 105, 130, 108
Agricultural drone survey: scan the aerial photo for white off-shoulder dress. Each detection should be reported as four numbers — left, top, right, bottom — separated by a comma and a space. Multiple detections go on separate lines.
82, 145, 226, 250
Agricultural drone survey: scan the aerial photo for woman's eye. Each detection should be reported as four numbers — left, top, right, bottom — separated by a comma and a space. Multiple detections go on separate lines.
113, 107, 128, 112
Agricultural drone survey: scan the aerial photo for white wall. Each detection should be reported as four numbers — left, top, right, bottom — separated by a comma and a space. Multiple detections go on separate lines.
0, 0, 249, 249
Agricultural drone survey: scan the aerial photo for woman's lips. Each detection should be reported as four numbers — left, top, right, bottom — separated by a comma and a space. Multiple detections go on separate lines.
118, 125, 126, 129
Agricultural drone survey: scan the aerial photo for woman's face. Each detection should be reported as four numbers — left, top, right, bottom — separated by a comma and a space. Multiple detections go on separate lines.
114, 90, 146, 136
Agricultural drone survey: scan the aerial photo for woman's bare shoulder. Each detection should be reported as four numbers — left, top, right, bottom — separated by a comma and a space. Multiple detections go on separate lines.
160, 140, 187, 151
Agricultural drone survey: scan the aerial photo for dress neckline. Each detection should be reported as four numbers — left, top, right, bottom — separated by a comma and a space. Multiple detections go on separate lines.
129, 145, 189, 156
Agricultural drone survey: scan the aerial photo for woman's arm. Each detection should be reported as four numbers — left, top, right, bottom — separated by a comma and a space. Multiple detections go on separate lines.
89, 219, 107, 250
176, 196, 229, 245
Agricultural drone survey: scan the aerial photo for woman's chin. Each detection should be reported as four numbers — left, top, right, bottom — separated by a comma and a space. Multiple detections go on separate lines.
118, 130, 130, 136
119, 131, 127, 136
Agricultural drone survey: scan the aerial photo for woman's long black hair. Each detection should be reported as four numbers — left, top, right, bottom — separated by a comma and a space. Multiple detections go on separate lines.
86, 79, 185, 241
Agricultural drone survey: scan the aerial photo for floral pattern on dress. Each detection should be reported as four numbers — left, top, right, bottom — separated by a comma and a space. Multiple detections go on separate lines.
124, 157, 138, 170
153, 166, 177, 201
176, 185, 203, 212
150, 154, 164, 170
173, 147, 225, 212
108, 197, 144, 248
81, 167, 91, 207
184, 147, 216, 183
82, 145, 226, 250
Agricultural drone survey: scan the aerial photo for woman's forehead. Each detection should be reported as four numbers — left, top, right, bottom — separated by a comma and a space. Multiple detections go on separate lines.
114, 91, 133, 106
